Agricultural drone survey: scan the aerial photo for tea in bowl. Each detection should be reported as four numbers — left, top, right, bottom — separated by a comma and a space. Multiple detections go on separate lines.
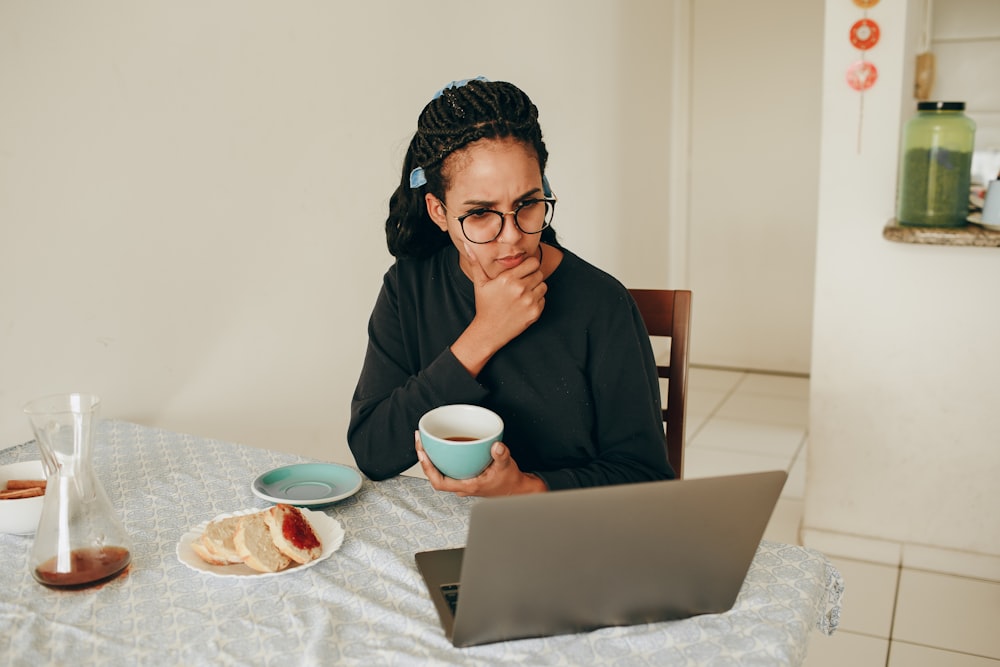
418, 405, 504, 480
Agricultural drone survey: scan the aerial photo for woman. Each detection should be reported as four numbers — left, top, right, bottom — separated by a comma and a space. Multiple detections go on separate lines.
348, 77, 673, 496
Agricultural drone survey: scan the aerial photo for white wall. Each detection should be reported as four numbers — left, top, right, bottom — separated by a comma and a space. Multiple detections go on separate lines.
0, 1, 676, 461
685, 0, 824, 374
805, 0, 1000, 577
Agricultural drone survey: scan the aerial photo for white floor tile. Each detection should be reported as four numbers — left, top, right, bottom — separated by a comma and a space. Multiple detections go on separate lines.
803, 629, 889, 667
738, 373, 810, 400
784, 442, 807, 498
684, 412, 710, 440
688, 417, 806, 460
889, 641, 1000, 666
763, 497, 802, 545
715, 393, 810, 427
687, 366, 745, 392
827, 557, 899, 638
686, 387, 730, 417
893, 569, 1000, 659
801, 529, 902, 567
683, 447, 792, 480
903, 543, 1000, 582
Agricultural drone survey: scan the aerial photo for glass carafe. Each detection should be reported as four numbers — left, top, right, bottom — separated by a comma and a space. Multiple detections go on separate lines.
23, 393, 132, 588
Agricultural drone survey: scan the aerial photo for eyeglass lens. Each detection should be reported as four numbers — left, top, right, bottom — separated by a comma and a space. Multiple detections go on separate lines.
461, 200, 555, 244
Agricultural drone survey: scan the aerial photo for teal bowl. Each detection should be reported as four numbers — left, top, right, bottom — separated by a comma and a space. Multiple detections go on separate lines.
418, 405, 504, 480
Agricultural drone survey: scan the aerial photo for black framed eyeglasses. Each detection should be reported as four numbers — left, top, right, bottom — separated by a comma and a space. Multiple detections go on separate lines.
443, 197, 557, 244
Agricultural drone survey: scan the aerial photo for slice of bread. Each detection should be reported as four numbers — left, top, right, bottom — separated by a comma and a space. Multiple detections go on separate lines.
190, 539, 230, 566
199, 514, 245, 564
265, 504, 323, 565
233, 511, 292, 573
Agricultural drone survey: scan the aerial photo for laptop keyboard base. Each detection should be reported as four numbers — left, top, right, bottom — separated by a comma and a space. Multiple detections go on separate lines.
441, 584, 460, 614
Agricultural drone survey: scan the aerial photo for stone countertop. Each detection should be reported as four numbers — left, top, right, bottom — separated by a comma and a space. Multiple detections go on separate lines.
883, 218, 1000, 247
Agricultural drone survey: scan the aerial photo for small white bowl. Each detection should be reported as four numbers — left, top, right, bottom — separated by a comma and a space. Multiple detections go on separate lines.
0, 460, 46, 535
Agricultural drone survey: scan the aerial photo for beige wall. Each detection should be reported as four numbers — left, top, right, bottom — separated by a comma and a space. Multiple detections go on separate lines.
0, 1, 675, 460
805, 0, 1000, 577
686, 0, 824, 374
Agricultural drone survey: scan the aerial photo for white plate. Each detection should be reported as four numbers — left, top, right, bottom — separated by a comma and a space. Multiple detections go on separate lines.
176, 507, 344, 578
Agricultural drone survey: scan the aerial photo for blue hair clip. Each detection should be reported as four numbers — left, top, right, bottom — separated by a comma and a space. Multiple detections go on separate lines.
432, 75, 489, 100
542, 174, 553, 198
410, 76, 491, 189
409, 167, 427, 189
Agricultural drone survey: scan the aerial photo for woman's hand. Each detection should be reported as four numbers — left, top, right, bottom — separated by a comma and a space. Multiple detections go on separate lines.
415, 431, 547, 497
451, 242, 546, 377
465, 241, 546, 343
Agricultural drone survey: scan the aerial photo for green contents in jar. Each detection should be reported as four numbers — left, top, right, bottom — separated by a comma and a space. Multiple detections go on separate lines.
897, 147, 972, 227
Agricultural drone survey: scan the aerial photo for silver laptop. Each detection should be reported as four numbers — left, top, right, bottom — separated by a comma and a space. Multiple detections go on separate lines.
415, 470, 787, 647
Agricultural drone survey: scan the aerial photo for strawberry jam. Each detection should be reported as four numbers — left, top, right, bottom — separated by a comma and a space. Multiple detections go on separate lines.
281, 506, 321, 551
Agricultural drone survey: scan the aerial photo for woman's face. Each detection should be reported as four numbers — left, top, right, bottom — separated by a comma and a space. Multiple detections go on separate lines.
426, 138, 545, 281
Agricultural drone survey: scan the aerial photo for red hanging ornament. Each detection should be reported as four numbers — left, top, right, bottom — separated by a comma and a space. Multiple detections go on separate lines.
849, 18, 880, 50
846, 61, 878, 91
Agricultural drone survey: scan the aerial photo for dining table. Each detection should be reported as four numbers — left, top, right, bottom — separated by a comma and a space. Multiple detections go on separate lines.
0, 420, 842, 666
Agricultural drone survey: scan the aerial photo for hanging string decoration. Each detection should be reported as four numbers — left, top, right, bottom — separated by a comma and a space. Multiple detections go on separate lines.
846, 0, 881, 153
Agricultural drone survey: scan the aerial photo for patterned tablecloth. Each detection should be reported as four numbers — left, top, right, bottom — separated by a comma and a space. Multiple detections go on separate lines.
0, 421, 842, 666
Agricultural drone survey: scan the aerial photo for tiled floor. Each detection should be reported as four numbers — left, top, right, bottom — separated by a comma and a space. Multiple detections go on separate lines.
684, 366, 1000, 667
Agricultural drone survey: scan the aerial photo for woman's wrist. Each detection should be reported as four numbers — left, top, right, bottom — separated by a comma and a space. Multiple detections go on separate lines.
450, 324, 502, 377
519, 472, 548, 494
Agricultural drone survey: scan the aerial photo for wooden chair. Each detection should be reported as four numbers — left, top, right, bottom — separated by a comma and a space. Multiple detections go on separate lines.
628, 289, 692, 479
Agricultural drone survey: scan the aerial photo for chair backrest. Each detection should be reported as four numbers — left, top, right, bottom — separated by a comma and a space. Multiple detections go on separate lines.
628, 289, 692, 479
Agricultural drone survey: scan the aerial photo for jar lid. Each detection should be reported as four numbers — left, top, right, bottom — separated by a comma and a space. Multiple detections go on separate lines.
917, 101, 965, 111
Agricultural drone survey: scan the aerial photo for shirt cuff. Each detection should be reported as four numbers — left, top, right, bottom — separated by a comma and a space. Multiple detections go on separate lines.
533, 468, 579, 491
424, 348, 490, 405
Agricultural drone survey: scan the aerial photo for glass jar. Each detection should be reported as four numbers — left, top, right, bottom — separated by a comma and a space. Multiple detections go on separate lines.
896, 101, 976, 227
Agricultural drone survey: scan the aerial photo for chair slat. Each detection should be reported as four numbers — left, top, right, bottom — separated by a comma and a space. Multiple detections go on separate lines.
628, 289, 692, 479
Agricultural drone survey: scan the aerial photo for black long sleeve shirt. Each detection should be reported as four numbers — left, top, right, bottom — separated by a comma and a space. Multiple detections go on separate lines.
347, 245, 673, 490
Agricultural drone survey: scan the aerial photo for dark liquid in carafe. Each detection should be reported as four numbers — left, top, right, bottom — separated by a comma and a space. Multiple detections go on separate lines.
444, 436, 478, 442
34, 546, 131, 589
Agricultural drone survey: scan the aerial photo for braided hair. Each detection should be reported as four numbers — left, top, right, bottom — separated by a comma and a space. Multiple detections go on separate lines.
386, 79, 558, 258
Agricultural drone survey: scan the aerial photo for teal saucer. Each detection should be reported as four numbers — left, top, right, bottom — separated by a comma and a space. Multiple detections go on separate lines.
251, 463, 363, 507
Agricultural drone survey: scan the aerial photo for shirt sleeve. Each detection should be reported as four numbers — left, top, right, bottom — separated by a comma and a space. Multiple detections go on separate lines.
531, 294, 673, 490
347, 267, 487, 481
